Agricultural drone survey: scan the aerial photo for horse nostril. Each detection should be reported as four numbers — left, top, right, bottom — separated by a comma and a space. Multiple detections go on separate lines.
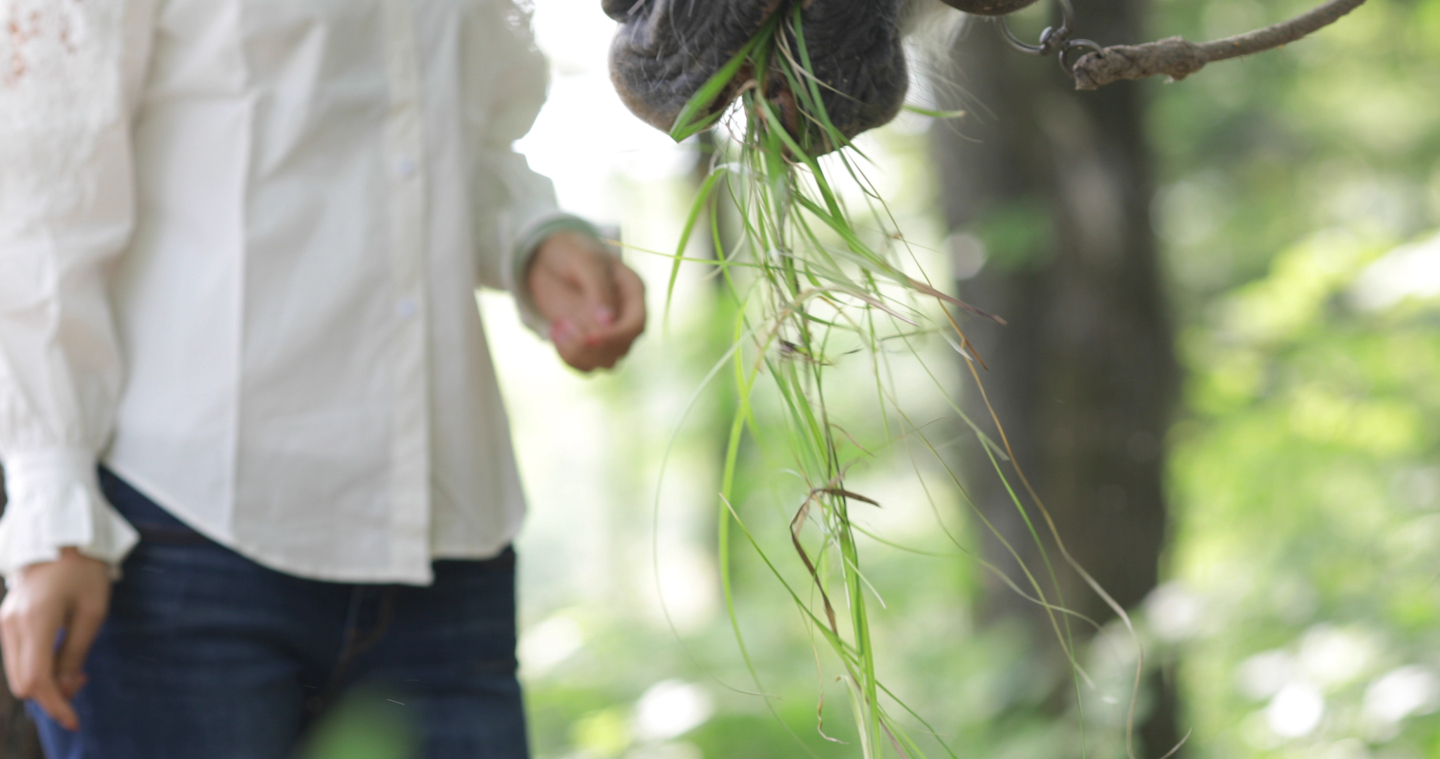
935, 0, 1042, 15
602, 0, 641, 21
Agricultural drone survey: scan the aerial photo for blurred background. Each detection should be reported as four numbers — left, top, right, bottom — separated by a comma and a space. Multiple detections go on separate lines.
4, 0, 1439, 757
483, 0, 1440, 756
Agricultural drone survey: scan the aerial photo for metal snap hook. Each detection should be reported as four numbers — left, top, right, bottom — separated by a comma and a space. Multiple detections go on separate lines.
996, 0, 1075, 56
992, 0, 1103, 81
997, 16, 1050, 56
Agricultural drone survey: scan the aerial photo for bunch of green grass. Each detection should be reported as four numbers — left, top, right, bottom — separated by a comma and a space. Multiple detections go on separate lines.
656, 8, 1155, 758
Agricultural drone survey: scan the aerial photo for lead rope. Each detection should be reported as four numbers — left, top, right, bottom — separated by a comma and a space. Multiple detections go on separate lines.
984, 0, 1370, 90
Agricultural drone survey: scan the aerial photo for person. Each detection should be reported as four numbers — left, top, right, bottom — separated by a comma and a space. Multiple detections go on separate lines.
0, 1, 645, 757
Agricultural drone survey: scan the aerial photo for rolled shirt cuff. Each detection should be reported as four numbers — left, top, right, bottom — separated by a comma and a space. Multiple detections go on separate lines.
508, 213, 605, 336
0, 447, 139, 582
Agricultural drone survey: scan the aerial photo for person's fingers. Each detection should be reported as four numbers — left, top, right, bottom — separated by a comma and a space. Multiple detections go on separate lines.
55, 598, 105, 699
549, 318, 578, 347
556, 339, 600, 372
579, 264, 646, 367
535, 235, 647, 372
568, 248, 618, 336
557, 319, 621, 372
551, 318, 607, 372
539, 234, 614, 309
530, 233, 612, 328
606, 263, 647, 340
1, 607, 21, 697
27, 674, 77, 732
13, 605, 77, 730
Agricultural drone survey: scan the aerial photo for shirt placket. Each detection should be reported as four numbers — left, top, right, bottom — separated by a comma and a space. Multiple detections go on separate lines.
381, 0, 432, 578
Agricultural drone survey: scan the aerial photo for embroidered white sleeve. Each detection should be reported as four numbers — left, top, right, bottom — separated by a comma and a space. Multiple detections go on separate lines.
0, 0, 125, 235
0, 0, 147, 579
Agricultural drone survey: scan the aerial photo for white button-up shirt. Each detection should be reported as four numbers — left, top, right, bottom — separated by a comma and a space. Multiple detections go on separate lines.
0, 0, 577, 584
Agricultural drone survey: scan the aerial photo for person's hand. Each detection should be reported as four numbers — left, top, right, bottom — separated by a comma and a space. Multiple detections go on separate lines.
527, 231, 646, 371
1, 548, 111, 731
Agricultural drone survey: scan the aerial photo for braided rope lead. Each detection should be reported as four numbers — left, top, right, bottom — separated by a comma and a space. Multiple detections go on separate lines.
1069, 0, 1369, 90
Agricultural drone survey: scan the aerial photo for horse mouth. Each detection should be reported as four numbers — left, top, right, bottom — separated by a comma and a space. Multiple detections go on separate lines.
608, 0, 909, 154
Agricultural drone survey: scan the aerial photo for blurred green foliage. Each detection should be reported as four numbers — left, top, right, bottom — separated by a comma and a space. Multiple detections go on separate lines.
1172, 229, 1440, 758
1150, 0, 1440, 756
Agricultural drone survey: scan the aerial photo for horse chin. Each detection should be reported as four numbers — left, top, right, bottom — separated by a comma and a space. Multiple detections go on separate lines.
609, 0, 910, 153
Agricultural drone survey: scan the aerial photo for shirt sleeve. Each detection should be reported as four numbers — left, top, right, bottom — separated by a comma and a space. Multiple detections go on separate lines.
0, 0, 157, 579
462, 1, 601, 334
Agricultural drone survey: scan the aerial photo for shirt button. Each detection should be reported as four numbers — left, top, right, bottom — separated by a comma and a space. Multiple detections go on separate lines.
395, 299, 418, 318
396, 157, 417, 178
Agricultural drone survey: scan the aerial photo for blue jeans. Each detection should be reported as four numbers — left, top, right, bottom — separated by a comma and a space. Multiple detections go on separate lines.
31, 469, 530, 759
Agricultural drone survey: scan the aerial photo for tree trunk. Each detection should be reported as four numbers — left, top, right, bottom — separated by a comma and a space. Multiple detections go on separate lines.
0, 467, 47, 758
931, 1, 1181, 753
